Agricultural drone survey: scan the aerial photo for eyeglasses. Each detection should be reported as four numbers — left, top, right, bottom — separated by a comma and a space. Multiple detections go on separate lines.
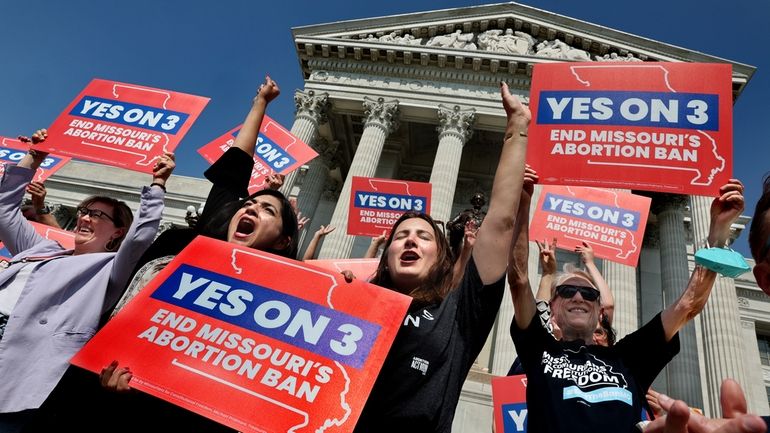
76, 207, 114, 222
555, 284, 600, 302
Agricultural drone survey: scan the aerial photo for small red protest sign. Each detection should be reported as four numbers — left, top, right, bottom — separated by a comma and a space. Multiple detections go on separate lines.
72, 236, 410, 433
348, 177, 431, 237
0, 221, 75, 261
0, 136, 71, 182
492, 374, 529, 433
529, 186, 651, 266
527, 62, 732, 196
198, 116, 318, 194
42, 79, 209, 173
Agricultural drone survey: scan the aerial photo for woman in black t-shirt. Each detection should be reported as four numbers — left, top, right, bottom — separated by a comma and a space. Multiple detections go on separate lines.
353, 82, 530, 433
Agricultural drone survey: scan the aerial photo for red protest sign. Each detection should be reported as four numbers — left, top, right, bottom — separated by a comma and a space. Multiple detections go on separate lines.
348, 177, 432, 237
0, 136, 71, 182
527, 62, 733, 196
0, 221, 75, 261
198, 116, 318, 194
42, 79, 209, 173
529, 186, 651, 266
71, 236, 410, 433
492, 374, 528, 433
307, 259, 380, 282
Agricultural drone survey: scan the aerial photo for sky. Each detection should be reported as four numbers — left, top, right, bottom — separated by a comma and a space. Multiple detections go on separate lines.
1, 0, 768, 256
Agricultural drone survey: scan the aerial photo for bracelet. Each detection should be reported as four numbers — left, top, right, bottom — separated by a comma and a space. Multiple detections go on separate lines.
150, 182, 167, 192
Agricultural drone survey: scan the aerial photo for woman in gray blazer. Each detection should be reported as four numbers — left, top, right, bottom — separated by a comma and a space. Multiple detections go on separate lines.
0, 129, 174, 432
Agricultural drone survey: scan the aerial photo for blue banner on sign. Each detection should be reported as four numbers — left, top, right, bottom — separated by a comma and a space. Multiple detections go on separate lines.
354, 192, 428, 212
502, 402, 528, 432
70, 96, 189, 134
537, 90, 718, 131
151, 264, 380, 368
253, 134, 297, 171
543, 193, 641, 230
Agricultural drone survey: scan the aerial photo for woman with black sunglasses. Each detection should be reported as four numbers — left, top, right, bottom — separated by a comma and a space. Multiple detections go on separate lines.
0, 129, 173, 432
507, 167, 745, 433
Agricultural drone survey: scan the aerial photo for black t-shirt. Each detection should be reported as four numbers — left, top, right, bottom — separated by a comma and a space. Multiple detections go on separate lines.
511, 312, 679, 433
354, 258, 505, 433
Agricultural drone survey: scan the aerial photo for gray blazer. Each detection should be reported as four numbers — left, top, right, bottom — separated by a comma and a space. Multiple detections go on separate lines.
0, 165, 164, 412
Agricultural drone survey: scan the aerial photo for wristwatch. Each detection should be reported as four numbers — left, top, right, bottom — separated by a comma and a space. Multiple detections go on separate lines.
36, 205, 52, 215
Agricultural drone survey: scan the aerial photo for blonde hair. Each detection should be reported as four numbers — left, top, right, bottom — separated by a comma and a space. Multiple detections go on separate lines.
550, 263, 598, 300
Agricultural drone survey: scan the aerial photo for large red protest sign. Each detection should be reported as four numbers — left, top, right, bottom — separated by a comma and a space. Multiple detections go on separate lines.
72, 236, 410, 433
307, 259, 380, 282
0, 136, 71, 182
348, 176, 432, 237
41, 79, 209, 173
527, 62, 733, 196
492, 374, 528, 433
529, 186, 651, 266
0, 221, 75, 261
198, 116, 318, 193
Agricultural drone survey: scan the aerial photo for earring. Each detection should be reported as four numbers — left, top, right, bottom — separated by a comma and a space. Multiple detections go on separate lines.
105, 238, 119, 252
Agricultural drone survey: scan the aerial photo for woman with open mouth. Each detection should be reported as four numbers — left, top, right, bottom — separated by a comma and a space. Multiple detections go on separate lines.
80, 77, 299, 433
0, 129, 173, 432
352, 82, 530, 433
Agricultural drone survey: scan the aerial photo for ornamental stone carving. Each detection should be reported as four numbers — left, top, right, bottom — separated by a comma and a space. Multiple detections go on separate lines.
294, 90, 330, 125
362, 96, 400, 134
426, 30, 477, 50
535, 39, 592, 61
437, 104, 476, 142
477, 29, 536, 55
596, 52, 643, 62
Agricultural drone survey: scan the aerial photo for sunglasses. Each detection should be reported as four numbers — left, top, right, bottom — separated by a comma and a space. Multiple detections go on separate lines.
555, 284, 600, 302
76, 207, 114, 222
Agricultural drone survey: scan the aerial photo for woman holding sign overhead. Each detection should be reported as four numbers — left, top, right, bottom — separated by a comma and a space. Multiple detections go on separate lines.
351, 82, 529, 432
0, 129, 173, 432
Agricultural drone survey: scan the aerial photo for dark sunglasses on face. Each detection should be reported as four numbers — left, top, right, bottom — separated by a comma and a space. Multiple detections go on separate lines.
555, 284, 600, 302
76, 207, 114, 222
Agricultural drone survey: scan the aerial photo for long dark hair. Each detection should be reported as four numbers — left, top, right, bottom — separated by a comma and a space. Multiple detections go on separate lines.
370, 212, 454, 304
199, 189, 298, 259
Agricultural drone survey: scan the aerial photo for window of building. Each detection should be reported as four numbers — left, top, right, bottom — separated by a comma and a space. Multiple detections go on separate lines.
757, 334, 770, 366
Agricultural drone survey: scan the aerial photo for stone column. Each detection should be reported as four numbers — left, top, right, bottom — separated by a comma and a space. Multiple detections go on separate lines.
318, 97, 400, 259
690, 195, 747, 416
428, 105, 475, 223
655, 194, 703, 407
604, 261, 638, 340
279, 89, 330, 195
295, 138, 338, 216
740, 318, 770, 414
604, 189, 639, 340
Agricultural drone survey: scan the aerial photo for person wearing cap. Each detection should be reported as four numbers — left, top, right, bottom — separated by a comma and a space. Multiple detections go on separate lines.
507, 168, 745, 433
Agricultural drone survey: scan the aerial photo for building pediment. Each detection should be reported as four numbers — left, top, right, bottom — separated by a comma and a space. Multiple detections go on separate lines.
292, 2, 753, 100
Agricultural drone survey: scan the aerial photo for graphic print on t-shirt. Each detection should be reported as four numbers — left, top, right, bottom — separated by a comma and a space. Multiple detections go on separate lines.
541, 348, 632, 406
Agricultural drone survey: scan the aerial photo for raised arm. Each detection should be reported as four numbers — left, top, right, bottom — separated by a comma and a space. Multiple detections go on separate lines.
575, 241, 614, 324
233, 76, 280, 157
106, 153, 175, 306
660, 180, 745, 341
364, 230, 387, 259
302, 225, 335, 261
509, 166, 538, 329
535, 237, 557, 302
27, 181, 61, 229
0, 130, 51, 253
473, 82, 529, 284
